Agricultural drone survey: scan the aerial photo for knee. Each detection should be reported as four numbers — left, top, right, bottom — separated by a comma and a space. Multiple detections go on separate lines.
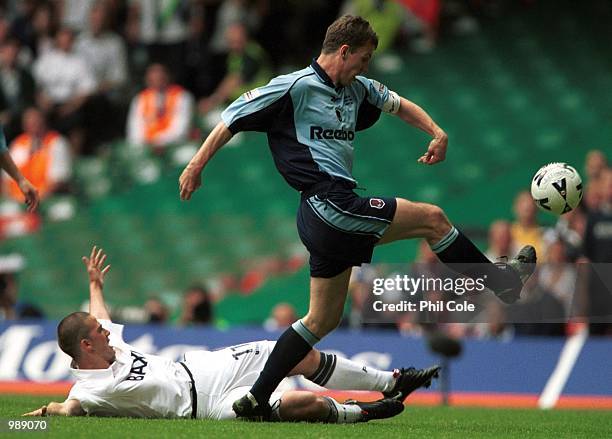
425, 204, 451, 241
304, 349, 321, 372
291, 348, 321, 377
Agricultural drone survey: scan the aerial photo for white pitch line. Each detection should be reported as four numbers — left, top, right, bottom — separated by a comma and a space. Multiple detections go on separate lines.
538, 327, 588, 409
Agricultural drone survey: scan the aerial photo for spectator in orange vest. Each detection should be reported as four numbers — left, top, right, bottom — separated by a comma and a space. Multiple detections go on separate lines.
0, 122, 38, 211
126, 63, 194, 153
3, 108, 72, 202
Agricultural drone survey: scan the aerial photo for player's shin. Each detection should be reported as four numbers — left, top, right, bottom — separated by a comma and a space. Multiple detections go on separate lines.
249, 320, 319, 407
306, 353, 396, 392
271, 394, 363, 423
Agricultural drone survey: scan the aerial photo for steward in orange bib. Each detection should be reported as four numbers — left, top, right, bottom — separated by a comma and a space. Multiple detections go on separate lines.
127, 63, 194, 152
3, 108, 72, 201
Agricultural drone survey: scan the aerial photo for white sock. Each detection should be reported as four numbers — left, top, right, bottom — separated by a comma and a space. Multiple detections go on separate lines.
323, 397, 363, 423
307, 353, 397, 392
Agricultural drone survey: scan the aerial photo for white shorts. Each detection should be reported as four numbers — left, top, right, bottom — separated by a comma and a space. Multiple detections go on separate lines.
184, 340, 283, 420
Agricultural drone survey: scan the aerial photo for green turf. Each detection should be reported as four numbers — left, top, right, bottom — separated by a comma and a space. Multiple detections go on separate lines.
1, 395, 611, 438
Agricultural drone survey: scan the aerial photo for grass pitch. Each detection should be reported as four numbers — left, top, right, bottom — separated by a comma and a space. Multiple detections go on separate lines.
1, 394, 611, 438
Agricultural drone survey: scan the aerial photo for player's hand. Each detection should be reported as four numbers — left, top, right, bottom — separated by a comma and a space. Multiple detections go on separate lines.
418, 132, 448, 165
179, 164, 202, 201
82, 246, 110, 286
23, 405, 46, 417
17, 178, 39, 212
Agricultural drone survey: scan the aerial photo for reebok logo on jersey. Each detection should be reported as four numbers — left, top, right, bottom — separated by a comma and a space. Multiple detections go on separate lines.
369, 198, 385, 209
310, 126, 355, 141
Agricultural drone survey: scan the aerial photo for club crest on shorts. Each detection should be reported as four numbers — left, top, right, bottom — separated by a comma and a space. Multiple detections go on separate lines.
369, 198, 385, 209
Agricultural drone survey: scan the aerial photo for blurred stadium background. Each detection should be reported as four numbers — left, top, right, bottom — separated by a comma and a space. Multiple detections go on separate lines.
0, 0, 611, 413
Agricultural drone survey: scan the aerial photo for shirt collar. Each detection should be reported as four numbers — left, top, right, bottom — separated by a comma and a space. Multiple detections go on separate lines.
310, 58, 342, 91
69, 347, 129, 381
70, 365, 115, 381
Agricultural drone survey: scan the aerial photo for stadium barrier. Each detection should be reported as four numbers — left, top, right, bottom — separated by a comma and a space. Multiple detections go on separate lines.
0, 322, 610, 409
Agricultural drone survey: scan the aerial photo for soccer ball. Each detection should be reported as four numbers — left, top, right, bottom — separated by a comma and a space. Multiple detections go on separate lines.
531, 162, 583, 215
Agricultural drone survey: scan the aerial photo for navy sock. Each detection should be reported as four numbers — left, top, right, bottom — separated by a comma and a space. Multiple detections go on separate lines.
432, 227, 490, 264
250, 320, 318, 405
432, 228, 520, 294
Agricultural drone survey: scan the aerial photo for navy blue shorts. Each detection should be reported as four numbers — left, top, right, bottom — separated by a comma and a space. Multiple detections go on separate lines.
297, 180, 397, 278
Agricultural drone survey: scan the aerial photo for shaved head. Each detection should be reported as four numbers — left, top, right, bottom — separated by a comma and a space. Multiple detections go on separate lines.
57, 312, 93, 360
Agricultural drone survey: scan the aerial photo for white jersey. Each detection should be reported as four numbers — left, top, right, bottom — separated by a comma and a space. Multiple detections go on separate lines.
67, 320, 193, 418
66, 320, 282, 420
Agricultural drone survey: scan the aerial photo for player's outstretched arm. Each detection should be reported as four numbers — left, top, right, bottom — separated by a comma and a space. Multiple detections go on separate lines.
23, 399, 85, 417
0, 150, 39, 211
179, 121, 233, 201
82, 246, 111, 321
395, 96, 448, 165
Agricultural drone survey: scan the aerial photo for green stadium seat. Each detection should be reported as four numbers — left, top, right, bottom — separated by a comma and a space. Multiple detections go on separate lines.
8, 2, 608, 320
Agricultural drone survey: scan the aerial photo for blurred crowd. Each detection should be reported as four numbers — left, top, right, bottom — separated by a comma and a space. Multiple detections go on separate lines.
347, 150, 612, 338
1, 1, 610, 339
0, 0, 519, 203
3, 144, 610, 339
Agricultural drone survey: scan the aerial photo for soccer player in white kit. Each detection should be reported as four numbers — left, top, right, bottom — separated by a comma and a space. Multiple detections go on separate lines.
24, 247, 439, 422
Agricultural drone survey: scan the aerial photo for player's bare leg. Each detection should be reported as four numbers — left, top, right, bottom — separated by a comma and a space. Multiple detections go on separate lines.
302, 269, 353, 338
276, 391, 329, 422
275, 390, 404, 423
379, 198, 536, 303
377, 199, 451, 245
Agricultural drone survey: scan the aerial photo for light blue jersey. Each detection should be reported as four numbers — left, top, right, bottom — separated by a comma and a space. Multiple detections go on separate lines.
221, 60, 397, 191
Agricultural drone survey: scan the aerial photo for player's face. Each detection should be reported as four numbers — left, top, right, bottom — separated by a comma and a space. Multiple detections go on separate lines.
86, 319, 116, 364
340, 42, 375, 86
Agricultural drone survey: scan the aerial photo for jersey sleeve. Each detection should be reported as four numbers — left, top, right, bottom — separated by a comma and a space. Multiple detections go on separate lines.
66, 384, 105, 415
358, 77, 400, 113
354, 77, 401, 131
221, 73, 293, 134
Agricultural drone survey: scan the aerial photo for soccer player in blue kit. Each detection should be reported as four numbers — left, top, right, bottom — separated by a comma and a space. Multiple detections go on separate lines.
179, 15, 536, 419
